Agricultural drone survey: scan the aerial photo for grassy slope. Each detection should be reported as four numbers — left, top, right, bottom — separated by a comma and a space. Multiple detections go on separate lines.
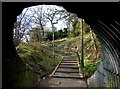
16, 31, 101, 78
42, 37, 80, 55
16, 42, 62, 78
47, 35, 101, 78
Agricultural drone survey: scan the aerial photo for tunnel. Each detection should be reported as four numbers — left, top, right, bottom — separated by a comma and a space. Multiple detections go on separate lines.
2, 2, 120, 88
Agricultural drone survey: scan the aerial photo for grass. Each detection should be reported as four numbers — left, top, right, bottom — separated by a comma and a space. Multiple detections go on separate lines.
41, 55, 62, 72
57, 37, 80, 46
42, 37, 77, 55
82, 59, 100, 78
16, 42, 62, 76
54, 38, 78, 55
50, 35, 101, 78
17, 31, 101, 78
43, 36, 100, 78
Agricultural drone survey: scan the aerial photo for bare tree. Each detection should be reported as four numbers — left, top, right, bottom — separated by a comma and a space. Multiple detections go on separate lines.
13, 5, 75, 47
13, 8, 37, 46
29, 27, 43, 42
30, 6, 48, 37
13, 8, 29, 47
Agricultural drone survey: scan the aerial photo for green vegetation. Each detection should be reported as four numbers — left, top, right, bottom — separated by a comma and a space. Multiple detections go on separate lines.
47, 30, 101, 78
54, 38, 77, 55
16, 42, 62, 78
13, 5, 102, 87
15, 18, 101, 79
83, 59, 100, 77
45, 28, 68, 41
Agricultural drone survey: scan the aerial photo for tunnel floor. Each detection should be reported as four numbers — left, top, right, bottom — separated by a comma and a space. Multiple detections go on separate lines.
38, 77, 87, 87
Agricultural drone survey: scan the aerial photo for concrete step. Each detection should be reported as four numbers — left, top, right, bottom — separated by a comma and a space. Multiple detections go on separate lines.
61, 61, 77, 63
63, 59, 76, 61
55, 70, 79, 73
59, 64, 78, 67
57, 68, 79, 72
51, 75, 83, 79
55, 72, 80, 76
60, 63, 78, 65
58, 66, 79, 69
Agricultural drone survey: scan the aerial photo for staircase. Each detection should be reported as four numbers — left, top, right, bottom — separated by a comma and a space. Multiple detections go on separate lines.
50, 55, 84, 79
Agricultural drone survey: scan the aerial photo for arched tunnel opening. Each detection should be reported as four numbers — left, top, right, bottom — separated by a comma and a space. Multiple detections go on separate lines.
13, 4, 102, 82
2, 2, 120, 88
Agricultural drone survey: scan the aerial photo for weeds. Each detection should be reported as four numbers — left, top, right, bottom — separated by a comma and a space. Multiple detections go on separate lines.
17, 42, 62, 77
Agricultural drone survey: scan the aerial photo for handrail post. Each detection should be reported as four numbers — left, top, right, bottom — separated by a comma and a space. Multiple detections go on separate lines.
52, 24, 55, 64
80, 19, 84, 69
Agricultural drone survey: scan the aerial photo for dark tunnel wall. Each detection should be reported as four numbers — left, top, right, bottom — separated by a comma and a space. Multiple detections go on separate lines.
2, 2, 120, 87
84, 16, 120, 87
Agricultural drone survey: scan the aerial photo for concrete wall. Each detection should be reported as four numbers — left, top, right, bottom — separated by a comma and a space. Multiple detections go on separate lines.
87, 17, 120, 88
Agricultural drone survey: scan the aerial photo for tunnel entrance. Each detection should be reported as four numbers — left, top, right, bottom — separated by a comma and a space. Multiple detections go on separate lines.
3, 2, 120, 88
13, 4, 102, 87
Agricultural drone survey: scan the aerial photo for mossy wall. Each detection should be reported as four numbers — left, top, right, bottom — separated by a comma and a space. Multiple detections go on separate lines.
13, 65, 39, 87
3, 52, 39, 88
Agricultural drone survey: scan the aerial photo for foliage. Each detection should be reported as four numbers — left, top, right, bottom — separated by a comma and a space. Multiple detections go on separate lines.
50, 28, 101, 77
16, 42, 62, 76
13, 5, 73, 46
82, 59, 100, 78
55, 28, 68, 38
29, 27, 43, 42
68, 29, 80, 37
45, 28, 68, 41
14, 5, 102, 79
13, 8, 33, 47
45, 31, 53, 41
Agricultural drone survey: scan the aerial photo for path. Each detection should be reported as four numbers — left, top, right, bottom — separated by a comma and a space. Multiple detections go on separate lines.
37, 51, 87, 87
